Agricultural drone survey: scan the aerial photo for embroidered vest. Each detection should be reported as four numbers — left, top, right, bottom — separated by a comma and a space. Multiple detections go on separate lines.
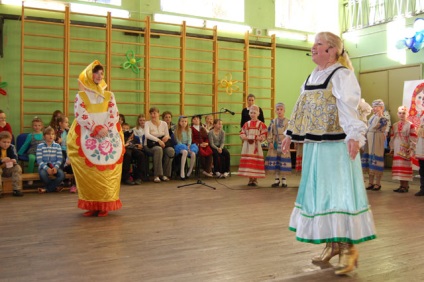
287, 66, 347, 143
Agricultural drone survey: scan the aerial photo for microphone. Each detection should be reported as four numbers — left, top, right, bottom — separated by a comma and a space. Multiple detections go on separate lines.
223, 108, 235, 115
306, 53, 311, 56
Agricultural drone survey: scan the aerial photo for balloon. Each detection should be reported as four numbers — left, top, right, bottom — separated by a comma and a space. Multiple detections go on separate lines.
395, 39, 406, 49
411, 46, 420, 53
405, 37, 415, 49
405, 27, 416, 38
414, 18, 424, 33
415, 32, 424, 43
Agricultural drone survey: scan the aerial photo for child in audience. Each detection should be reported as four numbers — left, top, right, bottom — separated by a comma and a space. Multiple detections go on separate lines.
174, 116, 198, 179
265, 102, 292, 187
0, 131, 24, 197
208, 119, 231, 178
390, 106, 417, 193
36, 127, 64, 193
0, 110, 13, 135
191, 115, 213, 178
122, 122, 146, 185
238, 105, 267, 186
119, 114, 126, 125
133, 114, 146, 142
162, 111, 176, 136
18, 117, 44, 183
48, 110, 63, 131
204, 115, 214, 132
55, 116, 69, 167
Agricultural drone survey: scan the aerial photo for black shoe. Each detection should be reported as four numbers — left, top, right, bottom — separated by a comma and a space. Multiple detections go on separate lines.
372, 184, 382, 191
281, 183, 288, 188
271, 182, 280, 187
124, 179, 135, 185
13, 190, 24, 197
415, 190, 424, 196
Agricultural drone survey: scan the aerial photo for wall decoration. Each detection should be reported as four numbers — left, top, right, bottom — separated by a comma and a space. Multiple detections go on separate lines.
396, 18, 424, 53
121, 50, 142, 74
219, 73, 239, 95
0, 81, 7, 96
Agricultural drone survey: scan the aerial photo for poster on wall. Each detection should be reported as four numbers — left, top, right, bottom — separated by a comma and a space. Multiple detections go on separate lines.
403, 80, 424, 128
403, 80, 424, 169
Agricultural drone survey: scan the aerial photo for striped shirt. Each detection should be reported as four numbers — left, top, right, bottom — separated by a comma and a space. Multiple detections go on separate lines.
36, 141, 63, 171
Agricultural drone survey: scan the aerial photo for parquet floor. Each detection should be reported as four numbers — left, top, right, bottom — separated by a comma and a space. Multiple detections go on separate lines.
1, 169, 424, 282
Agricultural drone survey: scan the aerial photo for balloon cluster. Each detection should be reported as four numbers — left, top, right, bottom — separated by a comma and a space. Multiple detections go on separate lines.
0, 81, 7, 96
396, 18, 424, 53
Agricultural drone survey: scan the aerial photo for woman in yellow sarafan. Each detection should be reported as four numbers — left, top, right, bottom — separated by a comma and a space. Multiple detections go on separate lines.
67, 60, 124, 217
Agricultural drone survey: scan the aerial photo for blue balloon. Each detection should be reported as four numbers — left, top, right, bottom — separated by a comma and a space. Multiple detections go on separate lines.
405, 37, 415, 48
411, 46, 420, 53
416, 33, 424, 43
395, 39, 406, 49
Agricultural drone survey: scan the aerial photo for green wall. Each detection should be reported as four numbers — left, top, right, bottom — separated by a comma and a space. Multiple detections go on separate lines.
0, 0, 316, 168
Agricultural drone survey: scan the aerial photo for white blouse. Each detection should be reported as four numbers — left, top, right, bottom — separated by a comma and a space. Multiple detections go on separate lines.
144, 120, 169, 145
302, 63, 367, 147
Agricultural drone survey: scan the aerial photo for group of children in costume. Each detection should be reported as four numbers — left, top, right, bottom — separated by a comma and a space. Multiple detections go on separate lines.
238, 102, 292, 187
361, 99, 424, 195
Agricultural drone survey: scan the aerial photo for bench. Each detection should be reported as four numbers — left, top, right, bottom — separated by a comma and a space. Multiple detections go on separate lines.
1, 173, 74, 194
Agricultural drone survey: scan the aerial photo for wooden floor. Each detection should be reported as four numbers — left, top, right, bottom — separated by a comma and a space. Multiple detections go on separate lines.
1, 169, 424, 282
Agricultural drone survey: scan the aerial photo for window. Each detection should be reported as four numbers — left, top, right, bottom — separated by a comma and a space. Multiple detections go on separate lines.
78, 0, 122, 6
161, 0, 244, 22
275, 0, 339, 34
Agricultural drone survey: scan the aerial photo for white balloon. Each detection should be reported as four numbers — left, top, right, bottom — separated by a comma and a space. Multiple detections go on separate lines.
414, 18, 424, 33
405, 27, 416, 38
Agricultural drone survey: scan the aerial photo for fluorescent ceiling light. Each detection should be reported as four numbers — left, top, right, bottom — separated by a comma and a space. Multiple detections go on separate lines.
1, 0, 66, 11
206, 20, 251, 33
70, 3, 130, 18
153, 13, 204, 27
267, 29, 308, 41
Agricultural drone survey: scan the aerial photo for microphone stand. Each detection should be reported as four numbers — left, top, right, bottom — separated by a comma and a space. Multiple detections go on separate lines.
177, 109, 234, 190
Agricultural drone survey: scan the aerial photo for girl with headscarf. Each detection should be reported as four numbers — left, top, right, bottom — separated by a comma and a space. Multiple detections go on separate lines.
67, 60, 125, 217
390, 106, 417, 193
361, 99, 388, 191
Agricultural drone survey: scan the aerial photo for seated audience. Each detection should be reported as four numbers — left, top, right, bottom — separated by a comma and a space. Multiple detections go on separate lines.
0, 131, 24, 197
191, 115, 213, 177
122, 122, 146, 185
0, 110, 13, 135
144, 107, 175, 183
36, 127, 64, 193
208, 119, 231, 178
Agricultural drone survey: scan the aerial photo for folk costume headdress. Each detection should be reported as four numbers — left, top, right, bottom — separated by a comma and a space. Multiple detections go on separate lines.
78, 60, 107, 96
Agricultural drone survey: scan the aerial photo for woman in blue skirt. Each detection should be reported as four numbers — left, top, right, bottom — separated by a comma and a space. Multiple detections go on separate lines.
282, 32, 376, 275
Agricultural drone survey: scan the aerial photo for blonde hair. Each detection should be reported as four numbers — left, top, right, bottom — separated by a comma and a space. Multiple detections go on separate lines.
316, 32, 353, 71
174, 116, 189, 142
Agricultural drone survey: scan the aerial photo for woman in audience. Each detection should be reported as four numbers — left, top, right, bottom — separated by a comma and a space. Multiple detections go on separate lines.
208, 118, 230, 178
144, 107, 175, 183
240, 93, 265, 128
191, 115, 213, 178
